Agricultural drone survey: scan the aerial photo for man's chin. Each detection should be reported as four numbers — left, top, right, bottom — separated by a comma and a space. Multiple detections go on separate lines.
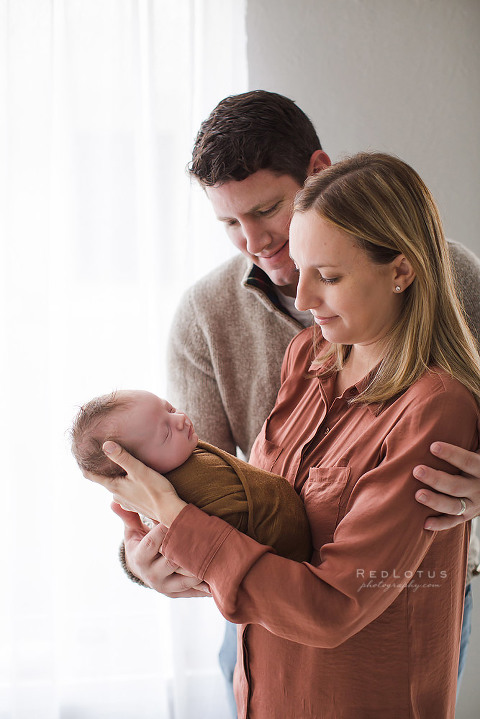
256, 262, 294, 287
270, 274, 299, 297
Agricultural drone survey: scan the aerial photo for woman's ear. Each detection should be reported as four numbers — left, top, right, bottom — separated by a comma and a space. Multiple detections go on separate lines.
392, 255, 416, 292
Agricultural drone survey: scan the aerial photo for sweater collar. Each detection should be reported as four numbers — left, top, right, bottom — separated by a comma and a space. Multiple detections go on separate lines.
243, 262, 285, 312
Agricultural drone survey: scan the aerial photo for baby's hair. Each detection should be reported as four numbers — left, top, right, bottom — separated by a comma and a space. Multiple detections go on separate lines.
70, 391, 133, 478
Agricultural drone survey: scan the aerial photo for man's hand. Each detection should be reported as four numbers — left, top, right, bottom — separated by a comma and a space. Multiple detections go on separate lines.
112, 502, 211, 597
414, 442, 480, 530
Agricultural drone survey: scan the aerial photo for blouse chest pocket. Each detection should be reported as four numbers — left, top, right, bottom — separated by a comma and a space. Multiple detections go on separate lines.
300, 466, 351, 552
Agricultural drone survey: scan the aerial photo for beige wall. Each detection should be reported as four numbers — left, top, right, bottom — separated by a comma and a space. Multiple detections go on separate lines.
246, 0, 480, 255
246, 1, 480, 716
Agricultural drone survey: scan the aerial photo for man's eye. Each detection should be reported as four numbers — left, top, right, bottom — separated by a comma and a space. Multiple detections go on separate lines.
258, 202, 280, 217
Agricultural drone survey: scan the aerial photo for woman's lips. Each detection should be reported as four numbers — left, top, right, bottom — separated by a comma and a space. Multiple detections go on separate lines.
313, 315, 338, 325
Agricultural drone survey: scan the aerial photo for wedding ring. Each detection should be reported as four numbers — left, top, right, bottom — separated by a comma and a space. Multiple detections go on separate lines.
456, 498, 467, 516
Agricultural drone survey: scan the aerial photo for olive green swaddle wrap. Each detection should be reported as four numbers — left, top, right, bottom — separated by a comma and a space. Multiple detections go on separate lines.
165, 440, 312, 562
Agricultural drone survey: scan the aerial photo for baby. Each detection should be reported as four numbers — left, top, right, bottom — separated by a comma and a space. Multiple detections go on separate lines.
71, 390, 312, 562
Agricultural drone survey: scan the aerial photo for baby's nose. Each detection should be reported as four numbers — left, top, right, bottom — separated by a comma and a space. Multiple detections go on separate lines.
174, 411, 187, 429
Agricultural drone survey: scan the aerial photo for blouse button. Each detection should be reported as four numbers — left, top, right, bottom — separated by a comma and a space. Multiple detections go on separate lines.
324, 426, 330, 435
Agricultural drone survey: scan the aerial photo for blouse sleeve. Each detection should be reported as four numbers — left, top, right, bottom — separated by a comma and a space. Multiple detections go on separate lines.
161, 381, 478, 649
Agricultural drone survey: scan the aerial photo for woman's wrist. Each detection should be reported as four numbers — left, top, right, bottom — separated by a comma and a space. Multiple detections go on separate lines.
157, 494, 188, 528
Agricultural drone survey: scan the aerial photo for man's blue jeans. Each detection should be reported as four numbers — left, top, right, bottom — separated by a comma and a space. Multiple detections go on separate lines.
219, 620, 238, 718
457, 582, 473, 695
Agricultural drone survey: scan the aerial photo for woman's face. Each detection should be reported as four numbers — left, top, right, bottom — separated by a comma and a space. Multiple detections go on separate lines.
289, 210, 403, 353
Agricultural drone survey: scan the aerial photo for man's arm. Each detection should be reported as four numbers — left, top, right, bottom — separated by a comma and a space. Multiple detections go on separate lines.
166, 288, 237, 453
448, 240, 480, 345
416, 241, 480, 529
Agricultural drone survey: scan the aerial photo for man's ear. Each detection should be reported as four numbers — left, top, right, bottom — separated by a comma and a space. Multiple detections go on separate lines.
306, 150, 331, 177
393, 255, 416, 291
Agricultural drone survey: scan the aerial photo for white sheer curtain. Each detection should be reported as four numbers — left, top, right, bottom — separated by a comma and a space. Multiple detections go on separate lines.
0, 1, 246, 716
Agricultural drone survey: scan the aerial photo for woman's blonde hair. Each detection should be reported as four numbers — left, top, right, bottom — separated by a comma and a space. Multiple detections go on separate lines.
294, 152, 480, 406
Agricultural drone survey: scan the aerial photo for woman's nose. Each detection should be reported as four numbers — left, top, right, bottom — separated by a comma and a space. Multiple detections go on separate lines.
295, 275, 318, 312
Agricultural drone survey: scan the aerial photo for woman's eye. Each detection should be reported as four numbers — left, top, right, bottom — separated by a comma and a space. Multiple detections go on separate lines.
319, 275, 339, 285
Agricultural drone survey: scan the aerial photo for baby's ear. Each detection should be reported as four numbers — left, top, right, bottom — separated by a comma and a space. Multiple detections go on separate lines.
104, 461, 128, 478
81, 464, 127, 481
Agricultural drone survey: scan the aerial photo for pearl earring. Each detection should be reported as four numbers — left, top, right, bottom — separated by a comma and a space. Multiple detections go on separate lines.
395, 286, 401, 292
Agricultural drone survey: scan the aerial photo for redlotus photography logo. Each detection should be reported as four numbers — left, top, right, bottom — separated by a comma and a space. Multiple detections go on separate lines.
356, 568, 448, 593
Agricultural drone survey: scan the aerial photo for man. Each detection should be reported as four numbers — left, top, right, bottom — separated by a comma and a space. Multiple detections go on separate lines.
116, 91, 480, 715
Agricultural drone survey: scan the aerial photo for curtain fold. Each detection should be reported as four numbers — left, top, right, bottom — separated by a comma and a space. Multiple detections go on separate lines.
0, 1, 246, 716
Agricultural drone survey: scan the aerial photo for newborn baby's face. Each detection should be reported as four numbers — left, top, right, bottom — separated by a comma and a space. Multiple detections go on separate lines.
114, 390, 198, 473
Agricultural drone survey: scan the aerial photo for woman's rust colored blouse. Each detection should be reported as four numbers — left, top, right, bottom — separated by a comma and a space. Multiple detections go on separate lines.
162, 328, 479, 719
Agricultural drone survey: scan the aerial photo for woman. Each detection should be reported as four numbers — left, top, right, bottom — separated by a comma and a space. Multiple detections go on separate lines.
93, 153, 480, 718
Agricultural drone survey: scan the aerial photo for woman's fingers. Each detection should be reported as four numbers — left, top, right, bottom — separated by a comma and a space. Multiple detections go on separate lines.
119, 519, 210, 596
110, 501, 147, 530
103, 440, 144, 476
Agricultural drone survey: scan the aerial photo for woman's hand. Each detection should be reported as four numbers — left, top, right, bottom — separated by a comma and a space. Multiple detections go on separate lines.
112, 503, 211, 597
414, 442, 480, 530
86, 441, 187, 527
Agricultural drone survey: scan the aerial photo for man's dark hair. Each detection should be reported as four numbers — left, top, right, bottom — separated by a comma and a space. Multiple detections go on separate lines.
189, 90, 322, 187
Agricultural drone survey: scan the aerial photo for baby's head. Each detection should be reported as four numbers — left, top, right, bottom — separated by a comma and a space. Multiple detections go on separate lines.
71, 390, 198, 477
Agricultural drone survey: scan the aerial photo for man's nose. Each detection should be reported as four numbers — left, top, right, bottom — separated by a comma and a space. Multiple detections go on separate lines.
242, 220, 270, 256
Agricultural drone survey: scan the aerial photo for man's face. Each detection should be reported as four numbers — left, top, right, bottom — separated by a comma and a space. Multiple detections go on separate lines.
205, 170, 303, 297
